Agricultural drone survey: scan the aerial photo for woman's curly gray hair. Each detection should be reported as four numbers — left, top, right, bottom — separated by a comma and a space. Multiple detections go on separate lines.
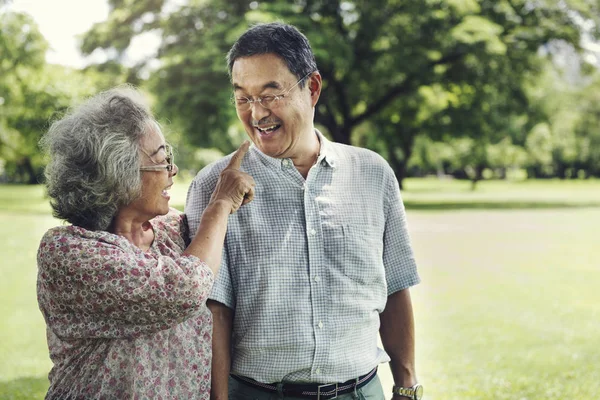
40, 85, 156, 231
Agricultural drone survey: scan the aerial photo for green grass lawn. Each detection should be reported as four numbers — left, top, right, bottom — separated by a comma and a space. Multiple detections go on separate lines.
1, 178, 599, 399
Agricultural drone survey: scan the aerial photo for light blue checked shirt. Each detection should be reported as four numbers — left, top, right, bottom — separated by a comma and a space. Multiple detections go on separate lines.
185, 130, 420, 384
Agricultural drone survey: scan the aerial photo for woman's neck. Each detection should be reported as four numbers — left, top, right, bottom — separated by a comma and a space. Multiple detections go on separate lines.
109, 212, 154, 251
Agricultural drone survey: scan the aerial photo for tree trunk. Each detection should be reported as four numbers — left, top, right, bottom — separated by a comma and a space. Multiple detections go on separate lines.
556, 162, 567, 179
498, 167, 507, 180
388, 150, 406, 190
470, 164, 485, 191
20, 157, 38, 184
330, 124, 352, 145
387, 135, 415, 191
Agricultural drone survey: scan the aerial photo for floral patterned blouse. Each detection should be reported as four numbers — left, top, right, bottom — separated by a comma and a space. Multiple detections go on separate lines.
37, 209, 214, 400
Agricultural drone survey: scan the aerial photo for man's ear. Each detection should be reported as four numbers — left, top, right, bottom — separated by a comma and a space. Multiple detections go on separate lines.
308, 72, 322, 106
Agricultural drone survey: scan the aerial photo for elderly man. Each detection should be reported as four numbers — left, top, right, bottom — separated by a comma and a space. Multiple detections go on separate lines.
185, 22, 423, 400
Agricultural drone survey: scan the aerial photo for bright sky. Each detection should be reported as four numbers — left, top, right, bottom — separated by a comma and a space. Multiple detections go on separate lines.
6, 0, 159, 68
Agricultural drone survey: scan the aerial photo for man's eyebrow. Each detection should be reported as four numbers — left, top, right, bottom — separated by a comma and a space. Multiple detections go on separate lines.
233, 81, 284, 92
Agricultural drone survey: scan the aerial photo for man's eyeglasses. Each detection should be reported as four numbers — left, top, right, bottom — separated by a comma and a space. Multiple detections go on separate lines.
140, 144, 174, 172
231, 72, 313, 112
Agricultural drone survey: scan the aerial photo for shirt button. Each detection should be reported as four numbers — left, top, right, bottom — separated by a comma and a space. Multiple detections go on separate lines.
310, 229, 316, 236
318, 321, 323, 329
314, 276, 321, 282
282, 159, 290, 167
316, 368, 321, 374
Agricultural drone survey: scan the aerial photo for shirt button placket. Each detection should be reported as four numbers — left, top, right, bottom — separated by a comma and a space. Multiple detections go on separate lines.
304, 179, 328, 380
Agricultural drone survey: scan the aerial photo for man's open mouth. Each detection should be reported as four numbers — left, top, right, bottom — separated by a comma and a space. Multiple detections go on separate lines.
256, 124, 281, 135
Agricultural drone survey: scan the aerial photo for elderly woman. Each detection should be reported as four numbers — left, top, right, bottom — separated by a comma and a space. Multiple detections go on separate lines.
37, 85, 254, 399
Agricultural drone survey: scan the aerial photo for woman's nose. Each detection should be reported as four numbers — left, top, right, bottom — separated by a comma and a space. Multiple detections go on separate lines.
170, 163, 179, 177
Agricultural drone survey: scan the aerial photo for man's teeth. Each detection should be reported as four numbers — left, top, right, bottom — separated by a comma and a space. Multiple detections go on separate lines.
258, 125, 279, 133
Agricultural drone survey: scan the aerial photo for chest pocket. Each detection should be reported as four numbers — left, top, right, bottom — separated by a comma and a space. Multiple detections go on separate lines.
323, 222, 384, 286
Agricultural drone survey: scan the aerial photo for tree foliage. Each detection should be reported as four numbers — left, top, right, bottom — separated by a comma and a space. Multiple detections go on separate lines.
79, 1, 600, 182
573, 76, 600, 176
81, 0, 252, 152
0, 10, 114, 183
0, 11, 48, 182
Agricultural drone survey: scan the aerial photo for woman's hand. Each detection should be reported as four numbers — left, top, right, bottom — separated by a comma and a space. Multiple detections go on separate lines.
209, 141, 255, 214
185, 141, 256, 272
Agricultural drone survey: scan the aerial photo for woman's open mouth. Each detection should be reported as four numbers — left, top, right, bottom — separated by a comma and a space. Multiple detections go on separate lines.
161, 185, 172, 199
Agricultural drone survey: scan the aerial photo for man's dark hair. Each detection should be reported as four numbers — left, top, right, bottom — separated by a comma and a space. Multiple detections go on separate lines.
226, 22, 318, 88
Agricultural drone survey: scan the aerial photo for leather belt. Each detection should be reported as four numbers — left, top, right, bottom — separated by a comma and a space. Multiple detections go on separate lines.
231, 367, 377, 399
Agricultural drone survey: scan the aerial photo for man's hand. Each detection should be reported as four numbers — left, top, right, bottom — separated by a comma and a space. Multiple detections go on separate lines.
210, 141, 256, 213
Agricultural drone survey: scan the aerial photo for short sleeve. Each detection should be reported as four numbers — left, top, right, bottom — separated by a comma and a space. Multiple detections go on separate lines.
185, 166, 220, 241
185, 163, 236, 309
206, 244, 235, 309
382, 170, 420, 295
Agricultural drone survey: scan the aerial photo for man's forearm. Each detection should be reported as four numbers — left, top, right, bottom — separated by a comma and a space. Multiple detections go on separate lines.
208, 300, 233, 400
379, 288, 418, 388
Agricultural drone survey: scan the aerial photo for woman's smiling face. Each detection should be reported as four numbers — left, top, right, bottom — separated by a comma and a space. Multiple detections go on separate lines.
126, 124, 178, 220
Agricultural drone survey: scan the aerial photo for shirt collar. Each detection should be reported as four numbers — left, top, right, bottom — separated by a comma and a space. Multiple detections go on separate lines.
249, 129, 337, 170
314, 129, 337, 168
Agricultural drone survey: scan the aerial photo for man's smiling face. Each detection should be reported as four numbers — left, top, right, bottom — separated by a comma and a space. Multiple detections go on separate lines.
231, 53, 318, 160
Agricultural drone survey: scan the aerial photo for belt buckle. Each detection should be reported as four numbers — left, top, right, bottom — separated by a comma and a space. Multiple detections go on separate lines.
317, 383, 338, 400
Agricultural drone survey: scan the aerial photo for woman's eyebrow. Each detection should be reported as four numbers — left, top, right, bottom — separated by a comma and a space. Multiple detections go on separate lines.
149, 144, 166, 157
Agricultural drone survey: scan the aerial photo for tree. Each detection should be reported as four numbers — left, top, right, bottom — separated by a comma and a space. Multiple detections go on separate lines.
0, 10, 48, 182
0, 10, 107, 183
79, 0, 600, 183
273, 0, 599, 186
523, 56, 599, 179
572, 74, 600, 177
80, 0, 251, 153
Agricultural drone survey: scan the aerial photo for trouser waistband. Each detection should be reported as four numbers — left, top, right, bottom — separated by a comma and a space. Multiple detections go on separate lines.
231, 367, 378, 399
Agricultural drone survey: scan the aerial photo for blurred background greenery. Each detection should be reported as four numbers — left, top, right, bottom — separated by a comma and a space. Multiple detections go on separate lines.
2, 0, 600, 399
2, 0, 600, 186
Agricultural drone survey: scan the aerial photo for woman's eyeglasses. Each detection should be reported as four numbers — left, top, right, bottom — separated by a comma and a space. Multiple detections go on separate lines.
140, 144, 174, 172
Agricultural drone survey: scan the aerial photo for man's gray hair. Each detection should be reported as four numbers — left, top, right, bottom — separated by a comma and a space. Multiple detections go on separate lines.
226, 22, 318, 88
40, 84, 155, 231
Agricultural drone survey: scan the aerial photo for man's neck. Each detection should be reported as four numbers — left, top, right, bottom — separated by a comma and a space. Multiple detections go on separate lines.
291, 130, 321, 179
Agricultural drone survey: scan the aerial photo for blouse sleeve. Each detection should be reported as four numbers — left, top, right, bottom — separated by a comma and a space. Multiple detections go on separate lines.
36, 222, 214, 340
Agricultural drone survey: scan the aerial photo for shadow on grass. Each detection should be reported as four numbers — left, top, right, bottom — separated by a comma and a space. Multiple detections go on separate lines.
0, 376, 48, 400
403, 201, 600, 210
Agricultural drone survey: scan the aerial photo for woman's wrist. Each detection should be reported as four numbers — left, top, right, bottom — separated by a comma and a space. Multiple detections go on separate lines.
206, 198, 234, 215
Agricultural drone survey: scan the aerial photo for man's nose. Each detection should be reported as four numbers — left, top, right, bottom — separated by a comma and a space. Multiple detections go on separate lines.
251, 101, 271, 121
